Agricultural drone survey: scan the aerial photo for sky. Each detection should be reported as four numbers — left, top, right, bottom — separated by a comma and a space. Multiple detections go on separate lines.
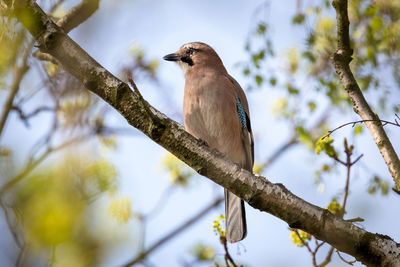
1, 0, 400, 267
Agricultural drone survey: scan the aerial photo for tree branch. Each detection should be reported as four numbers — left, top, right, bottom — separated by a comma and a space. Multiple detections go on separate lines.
7, 1, 400, 265
322, 118, 400, 140
33, 0, 100, 62
56, 0, 99, 32
122, 197, 224, 266
0, 38, 33, 140
331, 0, 400, 190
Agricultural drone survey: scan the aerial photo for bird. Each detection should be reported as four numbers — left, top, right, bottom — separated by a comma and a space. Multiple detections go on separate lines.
163, 42, 254, 243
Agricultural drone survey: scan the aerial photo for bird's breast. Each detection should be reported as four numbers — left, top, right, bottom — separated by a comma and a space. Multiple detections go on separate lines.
182, 75, 245, 164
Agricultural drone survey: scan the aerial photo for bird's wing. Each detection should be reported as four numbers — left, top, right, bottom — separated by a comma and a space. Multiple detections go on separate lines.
227, 75, 254, 171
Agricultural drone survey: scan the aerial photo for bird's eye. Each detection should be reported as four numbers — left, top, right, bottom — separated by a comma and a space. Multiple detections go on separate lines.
186, 47, 199, 55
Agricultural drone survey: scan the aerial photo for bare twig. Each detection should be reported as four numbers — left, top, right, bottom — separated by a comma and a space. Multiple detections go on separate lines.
143, 186, 175, 220
121, 197, 224, 267
332, 0, 400, 189
15, 244, 26, 267
321, 118, 400, 140
11, 105, 54, 126
0, 200, 22, 248
259, 136, 296, 172
340, 139, 352, 218
259, 111, 329, 173
292, 229, 333, 267
220, 235, 238, 267
345, 217, 364, 223
318, 247, 334, 267
336, 250, 356, 265
0, 39, 34, 140
127, 77, 154, 120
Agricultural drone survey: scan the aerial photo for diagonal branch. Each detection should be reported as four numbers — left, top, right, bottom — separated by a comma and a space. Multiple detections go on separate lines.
7, 1, 400, 266
122, 197, 223, 266
331, 0, 400, 190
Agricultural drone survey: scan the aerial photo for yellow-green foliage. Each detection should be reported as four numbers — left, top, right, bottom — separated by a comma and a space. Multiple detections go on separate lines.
290, 229, 311, 247
327, 198, 342, 215
9, 153, 120, 266
58, 94, 93, 128
108, 197, 132, 224
190, 243, 216, 262
213, 215, 226, 238
286, 47, 299, 74
0, 18, 24, 83
315, 137, 337, 157
252, 163, 263, 175
368, 176, 390, 196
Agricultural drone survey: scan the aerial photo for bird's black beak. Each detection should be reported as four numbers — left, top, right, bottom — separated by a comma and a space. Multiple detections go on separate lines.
163, 53, 181, 61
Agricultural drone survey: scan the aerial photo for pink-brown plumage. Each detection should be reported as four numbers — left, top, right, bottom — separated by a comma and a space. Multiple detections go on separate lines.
164, 42, 254, 243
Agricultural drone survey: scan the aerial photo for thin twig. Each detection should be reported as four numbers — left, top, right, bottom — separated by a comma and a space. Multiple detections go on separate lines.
351, 154, 363, 166
127, 77, 154, 120
345, 217, 364, 223
260, 110, 329, 173
336, 250, 356, 265
340, 141, 352, 218
11, 105, 54, 126
0, 200, 22, 248
322, 118, 400, 140
221, 236, 238, 267
121, 197, 224, 267
143, 186, 175, 220
317, 247, 334, 267
0, 38, 34, 140
293, 229, 313, 254
15, 244, 25, 267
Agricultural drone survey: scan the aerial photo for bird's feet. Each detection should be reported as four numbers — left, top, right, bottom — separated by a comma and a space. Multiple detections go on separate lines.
198, 138, 209, 147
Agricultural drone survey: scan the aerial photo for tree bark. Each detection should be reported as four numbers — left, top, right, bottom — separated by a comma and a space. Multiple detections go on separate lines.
5, 1, 400, 266
331, 0, 400, 190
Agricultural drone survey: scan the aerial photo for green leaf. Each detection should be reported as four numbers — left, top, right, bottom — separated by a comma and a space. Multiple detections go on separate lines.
290, 230, 311, 247
269, 77, 277, 86
315, 137, 337, 157
257, 22, 267, 35
364, 5, 378, 16
287, 84, 300, 95
296, 126, 313, 149
307, 101, 316, 112
292, 13, 305, 25
327, 198, 341, 215
371, 17, 383, 31
353, 125, 363, 135
255, 75, 263, 86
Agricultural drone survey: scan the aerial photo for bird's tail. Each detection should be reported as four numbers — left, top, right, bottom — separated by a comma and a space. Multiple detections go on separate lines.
225, 189, 247, 243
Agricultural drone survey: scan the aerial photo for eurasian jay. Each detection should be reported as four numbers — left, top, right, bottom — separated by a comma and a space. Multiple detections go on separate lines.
163, 42, 254, 243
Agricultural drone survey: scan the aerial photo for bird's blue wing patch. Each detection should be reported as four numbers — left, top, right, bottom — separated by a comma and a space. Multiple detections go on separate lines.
235, 96, 247, 129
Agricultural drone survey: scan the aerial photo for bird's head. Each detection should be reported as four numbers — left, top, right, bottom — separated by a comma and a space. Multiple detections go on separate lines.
163, 42, 225, 75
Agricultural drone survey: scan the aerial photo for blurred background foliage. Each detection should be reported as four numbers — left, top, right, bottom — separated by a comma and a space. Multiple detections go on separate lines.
0, 0, 399, 266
